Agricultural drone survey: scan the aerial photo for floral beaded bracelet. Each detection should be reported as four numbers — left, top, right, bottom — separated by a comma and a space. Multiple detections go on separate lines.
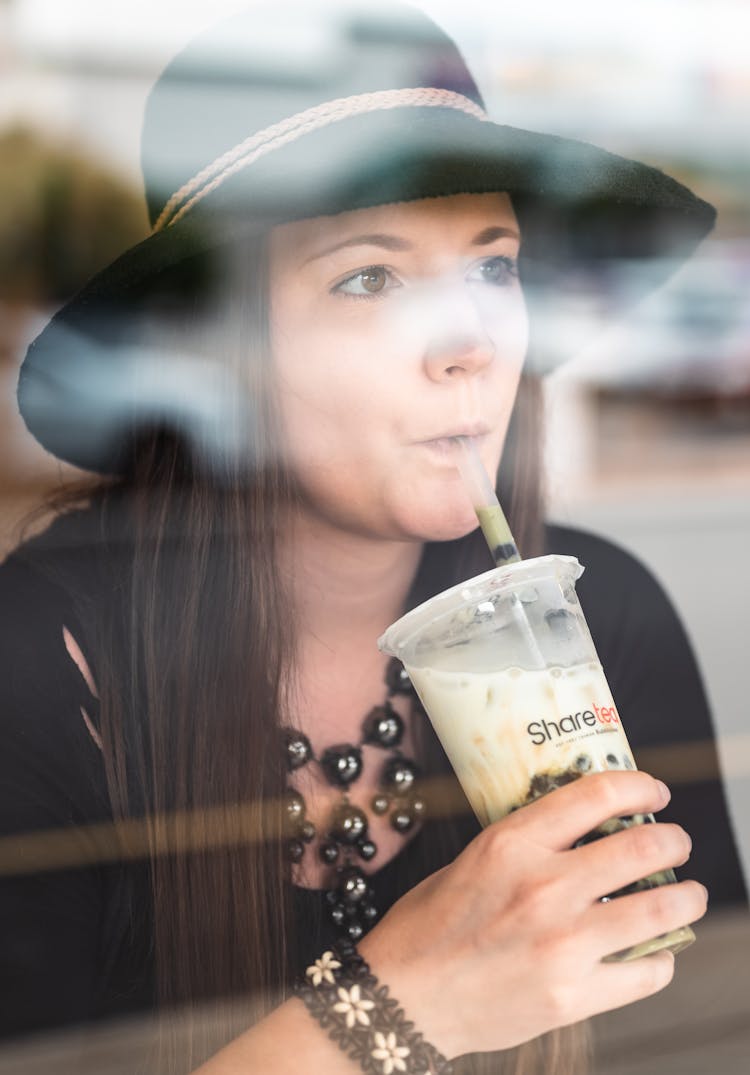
294, 940, 453, 1075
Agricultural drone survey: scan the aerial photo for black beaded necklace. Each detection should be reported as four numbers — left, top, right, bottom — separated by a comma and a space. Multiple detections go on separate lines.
283, 658, 426, 943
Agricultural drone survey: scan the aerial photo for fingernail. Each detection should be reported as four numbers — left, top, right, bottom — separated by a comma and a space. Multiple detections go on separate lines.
656, 779, 671, 803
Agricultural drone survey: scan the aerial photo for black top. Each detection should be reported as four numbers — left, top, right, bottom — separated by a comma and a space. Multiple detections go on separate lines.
0, 511, 746, 1044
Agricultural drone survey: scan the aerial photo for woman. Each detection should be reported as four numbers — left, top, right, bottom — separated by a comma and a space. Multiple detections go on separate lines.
1, 3, 743, 1073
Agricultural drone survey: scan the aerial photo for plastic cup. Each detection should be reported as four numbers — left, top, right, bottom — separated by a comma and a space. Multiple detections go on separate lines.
378, 554, 695, 961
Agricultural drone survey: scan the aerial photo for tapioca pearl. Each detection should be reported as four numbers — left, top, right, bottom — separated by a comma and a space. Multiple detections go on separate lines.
473, 601, 495, 623
495, 544, 520, 566
623, 755, 634, 769
529, 772, 555, 797
606, 753, 620, 768
556, 769, 580, 786
550, 667, 562, 679
544, 608, 568, 624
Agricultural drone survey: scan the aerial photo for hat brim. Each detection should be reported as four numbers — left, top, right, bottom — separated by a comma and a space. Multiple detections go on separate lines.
18, 105, 715, 474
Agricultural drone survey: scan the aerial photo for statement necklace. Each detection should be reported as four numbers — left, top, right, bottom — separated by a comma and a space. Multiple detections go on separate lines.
284, 658, 426, 943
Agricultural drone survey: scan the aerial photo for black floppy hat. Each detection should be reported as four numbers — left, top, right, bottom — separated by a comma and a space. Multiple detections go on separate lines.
18, 0, 715, 475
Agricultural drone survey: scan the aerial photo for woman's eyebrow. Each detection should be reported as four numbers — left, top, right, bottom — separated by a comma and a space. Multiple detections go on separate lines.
303, 223, 520, 265
303, 233, 413, 264
471, 225, 521, 245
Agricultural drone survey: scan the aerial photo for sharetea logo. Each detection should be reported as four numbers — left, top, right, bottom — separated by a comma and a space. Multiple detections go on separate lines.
527, 703, 620, 746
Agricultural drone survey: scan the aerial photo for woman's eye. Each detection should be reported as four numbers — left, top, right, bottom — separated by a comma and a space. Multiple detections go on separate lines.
468, 256, 519, 286
332, 266, 398, 298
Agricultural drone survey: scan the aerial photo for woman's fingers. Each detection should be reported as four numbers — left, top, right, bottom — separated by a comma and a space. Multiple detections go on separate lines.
565, 821, 692, 902
586, 879, 708, 961
500, 770, 670, 852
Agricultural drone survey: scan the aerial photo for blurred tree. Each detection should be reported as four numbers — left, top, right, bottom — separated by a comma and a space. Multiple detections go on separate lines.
0, 126, 147, 304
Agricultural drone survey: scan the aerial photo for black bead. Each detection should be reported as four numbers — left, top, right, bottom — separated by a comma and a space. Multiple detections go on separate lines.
324, 889, 339, 906
320, 744, 363, 788
283, 728, 313, 771
347, 921, 365, 942
410, 796, 426, 818
299, 819, 316, 843
287, 838, 305, 863
363, 703, 405, 749
371, 793, 390, 815
338, 866, 368, 905
381, 756, 419, 795
385, 659, 413, 695
329, 902, 347, 926
390, 808, 415, 833
362, 903, 379, 923
357, 838, 377, 862
330, 802, 369, 844
284, 789, 306, 833
319, 839, 340, 865
335, 938, 359, 961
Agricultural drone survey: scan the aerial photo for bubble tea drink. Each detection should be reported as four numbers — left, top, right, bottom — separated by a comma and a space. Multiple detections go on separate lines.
378, 555, 695, 961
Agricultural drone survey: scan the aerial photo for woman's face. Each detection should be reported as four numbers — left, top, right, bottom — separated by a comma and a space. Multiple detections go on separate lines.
269, 192, 528, 542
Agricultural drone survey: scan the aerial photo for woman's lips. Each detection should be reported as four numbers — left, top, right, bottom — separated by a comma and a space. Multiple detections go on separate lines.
422, 437, 461, 453
419, 433, 487, 455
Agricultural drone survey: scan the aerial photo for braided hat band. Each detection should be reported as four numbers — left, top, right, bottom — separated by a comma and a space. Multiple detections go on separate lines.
154, 89, 488, 233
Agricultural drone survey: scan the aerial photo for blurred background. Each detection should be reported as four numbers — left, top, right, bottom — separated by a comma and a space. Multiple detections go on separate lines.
1, 1, 748, 1071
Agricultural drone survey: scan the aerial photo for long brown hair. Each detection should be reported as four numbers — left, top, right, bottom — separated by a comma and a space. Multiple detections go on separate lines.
33, 231, 588, 1074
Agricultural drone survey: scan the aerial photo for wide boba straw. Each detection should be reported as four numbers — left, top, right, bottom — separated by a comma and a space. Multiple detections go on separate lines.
453, 435, 520, 567
378, 439, 695, 962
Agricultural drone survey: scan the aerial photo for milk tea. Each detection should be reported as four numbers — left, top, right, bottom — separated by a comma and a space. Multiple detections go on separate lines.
379, 556, 695, 961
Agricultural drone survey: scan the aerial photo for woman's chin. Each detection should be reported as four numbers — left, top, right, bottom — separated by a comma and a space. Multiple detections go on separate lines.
431, 520, 482, 544
400, 502, 481, 544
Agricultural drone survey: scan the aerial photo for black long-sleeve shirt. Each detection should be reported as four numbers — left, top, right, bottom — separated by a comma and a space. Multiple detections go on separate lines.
0, 510, 745, 1043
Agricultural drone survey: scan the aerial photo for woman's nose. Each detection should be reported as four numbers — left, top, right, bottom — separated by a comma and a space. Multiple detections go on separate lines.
423, 329, 495, 382
422, 289, 496, 383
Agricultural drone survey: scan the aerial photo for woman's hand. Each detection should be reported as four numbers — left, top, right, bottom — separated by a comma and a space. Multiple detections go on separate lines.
358, 770, 707, 1060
